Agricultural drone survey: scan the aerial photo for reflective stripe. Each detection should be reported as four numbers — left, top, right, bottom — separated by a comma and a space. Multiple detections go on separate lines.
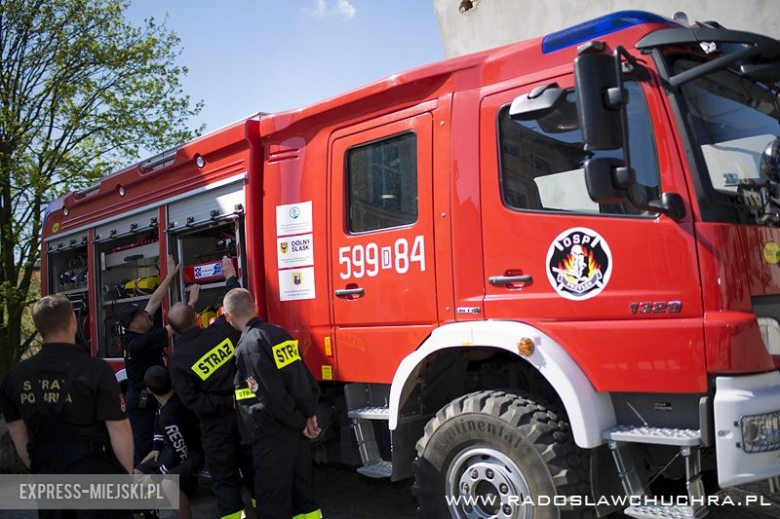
220, 511, 244, 519
235, 388, 256, 400
251, 498, 256, 508
191, 338, 235, 381
271, 340, 301, 370
293, 510, 322, 519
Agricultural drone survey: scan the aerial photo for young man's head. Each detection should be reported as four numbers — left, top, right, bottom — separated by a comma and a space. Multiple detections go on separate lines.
119, 303, 153, 333
144, 365, 173, 403
32, 295, 77, 343
168, 303, 198, 335
223, 288, 256, 331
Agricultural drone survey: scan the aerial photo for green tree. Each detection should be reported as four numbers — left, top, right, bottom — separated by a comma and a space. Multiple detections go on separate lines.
0, 0, 202, 373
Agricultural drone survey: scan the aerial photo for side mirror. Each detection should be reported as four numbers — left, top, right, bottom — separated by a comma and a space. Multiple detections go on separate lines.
584, 158, 633, 204
760, 137, 780, 182
509, 83, 566, 121
585, 158, 686, 220
574, 51, 625, 150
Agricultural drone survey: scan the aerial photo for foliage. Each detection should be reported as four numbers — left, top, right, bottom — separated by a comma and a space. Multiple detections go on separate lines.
0, 0, 202, 372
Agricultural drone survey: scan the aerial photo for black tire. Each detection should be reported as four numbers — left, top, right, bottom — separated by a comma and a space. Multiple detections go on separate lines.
413, 390, 592, 518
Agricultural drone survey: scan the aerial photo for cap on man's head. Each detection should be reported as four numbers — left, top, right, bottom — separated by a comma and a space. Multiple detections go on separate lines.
118, 304, 143, 328
144, 365, 172, 396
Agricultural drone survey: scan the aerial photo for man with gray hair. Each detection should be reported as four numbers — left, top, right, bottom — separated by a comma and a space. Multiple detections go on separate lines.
225, 287, 322, 519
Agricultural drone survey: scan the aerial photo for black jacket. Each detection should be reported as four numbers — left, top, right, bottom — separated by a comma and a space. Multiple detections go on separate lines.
169, 277, 242, 419
151, 393, 203, 475
234, 317, 320, 443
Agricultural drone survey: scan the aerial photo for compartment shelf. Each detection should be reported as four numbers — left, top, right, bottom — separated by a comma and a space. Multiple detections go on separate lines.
58, 287, 89, 296
184, 281, 227, 292
101, 242, 160, 269
102, 294, 152, 306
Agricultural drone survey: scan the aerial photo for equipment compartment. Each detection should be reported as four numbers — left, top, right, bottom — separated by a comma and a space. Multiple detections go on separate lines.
95, 227, 162, 359
171, 221, 243, 323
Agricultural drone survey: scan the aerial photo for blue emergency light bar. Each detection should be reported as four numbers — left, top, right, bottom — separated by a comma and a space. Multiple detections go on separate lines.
542, 11, 675, 54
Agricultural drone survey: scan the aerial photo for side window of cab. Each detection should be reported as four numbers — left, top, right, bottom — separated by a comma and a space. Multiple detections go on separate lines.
498, 83, 660, 216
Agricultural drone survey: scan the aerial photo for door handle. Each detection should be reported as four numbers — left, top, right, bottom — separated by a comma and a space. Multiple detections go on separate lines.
335, 287, 365, 298
488, 275, 533, 288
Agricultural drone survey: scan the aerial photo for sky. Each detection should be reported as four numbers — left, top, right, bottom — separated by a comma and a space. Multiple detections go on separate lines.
125, 0, 446, 134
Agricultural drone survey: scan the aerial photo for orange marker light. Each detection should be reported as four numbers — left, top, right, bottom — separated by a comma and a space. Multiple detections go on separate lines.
518, 338, 535, 357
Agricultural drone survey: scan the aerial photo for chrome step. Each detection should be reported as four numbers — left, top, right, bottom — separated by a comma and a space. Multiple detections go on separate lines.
603, 426, 701, 446
356, 460, 393, 479
347, 406, 390, 420
625, 504, 708, 519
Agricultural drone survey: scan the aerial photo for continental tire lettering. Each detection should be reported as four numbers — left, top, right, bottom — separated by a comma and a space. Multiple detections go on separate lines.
272, 340, 300, 370
191, 338, 235, 381
434, 419, 524, 452
235, 388, 256, 400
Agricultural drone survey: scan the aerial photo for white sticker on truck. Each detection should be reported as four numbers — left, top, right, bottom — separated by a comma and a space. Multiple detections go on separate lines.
278, 234, 314, 269
276, 201, 312, 236
279, 266, 316, 301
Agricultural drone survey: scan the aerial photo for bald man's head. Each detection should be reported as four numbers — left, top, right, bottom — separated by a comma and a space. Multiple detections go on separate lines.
168, 303, 198, 335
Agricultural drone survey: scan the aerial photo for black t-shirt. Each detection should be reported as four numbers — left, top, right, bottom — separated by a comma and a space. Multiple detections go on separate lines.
0, 343, 126, 450
123, 328, 168, 391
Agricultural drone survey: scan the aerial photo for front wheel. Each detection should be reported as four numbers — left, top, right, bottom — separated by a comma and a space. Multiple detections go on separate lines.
413, 390, 592, 518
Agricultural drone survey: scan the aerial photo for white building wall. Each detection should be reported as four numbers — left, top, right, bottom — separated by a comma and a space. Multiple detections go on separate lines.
433, 0, 779, 57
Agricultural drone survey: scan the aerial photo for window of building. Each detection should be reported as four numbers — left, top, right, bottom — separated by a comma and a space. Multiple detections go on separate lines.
347, 132, 418, 233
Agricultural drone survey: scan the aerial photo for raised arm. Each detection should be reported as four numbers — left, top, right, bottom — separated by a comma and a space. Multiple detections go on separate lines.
222, 256, 240, 290
145, 255, 179, 317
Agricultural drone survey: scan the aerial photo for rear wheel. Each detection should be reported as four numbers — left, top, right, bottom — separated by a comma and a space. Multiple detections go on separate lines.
413, 390, 592, 518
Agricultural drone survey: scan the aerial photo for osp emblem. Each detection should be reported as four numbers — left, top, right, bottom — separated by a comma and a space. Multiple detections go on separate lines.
280, 241, 289, 254
289, 207, 300, 219
546, 227, 612, 301
293, 272, 302, 285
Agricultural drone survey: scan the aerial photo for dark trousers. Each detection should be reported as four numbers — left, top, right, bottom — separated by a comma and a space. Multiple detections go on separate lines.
201, 412, 254, 518
31, 442, 132, 519
252, 431, 318, 519
125, 386, 157, 467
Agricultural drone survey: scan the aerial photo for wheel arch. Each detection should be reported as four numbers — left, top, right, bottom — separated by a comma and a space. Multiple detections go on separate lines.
389, 321, 616, 450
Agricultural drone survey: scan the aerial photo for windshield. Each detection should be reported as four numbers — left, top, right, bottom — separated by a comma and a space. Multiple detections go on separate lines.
669, 51, 780, 222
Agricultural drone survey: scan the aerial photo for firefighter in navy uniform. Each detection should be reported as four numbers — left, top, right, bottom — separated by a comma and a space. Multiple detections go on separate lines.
167, 257, 253, 519
223, 288, 322, 519
120, 255, 179, 467
135, 366, 204, 519
0, 294, 133, 519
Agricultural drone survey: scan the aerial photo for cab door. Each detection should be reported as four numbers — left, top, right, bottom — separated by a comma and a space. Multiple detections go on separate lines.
329, 111, 437, 382
479, 73, 707, 393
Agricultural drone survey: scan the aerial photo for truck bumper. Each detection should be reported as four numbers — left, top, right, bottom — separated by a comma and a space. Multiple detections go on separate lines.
714, 370, 780, 488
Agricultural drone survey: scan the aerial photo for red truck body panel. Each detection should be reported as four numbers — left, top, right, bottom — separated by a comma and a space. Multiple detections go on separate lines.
41, 14, 779, 389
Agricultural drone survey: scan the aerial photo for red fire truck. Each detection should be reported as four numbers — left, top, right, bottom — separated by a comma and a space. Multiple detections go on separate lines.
41, 11, 780, 518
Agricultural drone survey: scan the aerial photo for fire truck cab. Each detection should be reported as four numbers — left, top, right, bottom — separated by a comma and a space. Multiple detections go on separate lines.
42, 11, 780, 518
